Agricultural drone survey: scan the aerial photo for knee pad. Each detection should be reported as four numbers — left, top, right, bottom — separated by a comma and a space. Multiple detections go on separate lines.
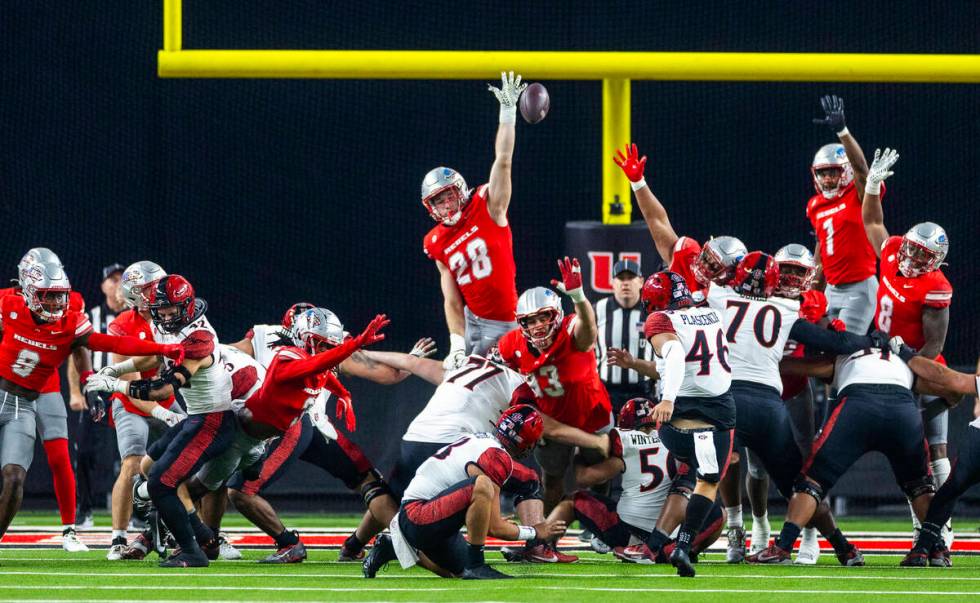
512, 479, 543, 506
793, 477, 824, 504
669, 475, 694, 499
902, 476, 936, 499
359, 469, 393, 506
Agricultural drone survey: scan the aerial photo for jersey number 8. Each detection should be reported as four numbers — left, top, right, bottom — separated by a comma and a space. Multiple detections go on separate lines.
449, 237, 493, 285
11, 349, 41, 378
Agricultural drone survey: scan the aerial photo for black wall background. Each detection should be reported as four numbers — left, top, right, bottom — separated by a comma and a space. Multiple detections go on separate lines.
2, 1, 977, 504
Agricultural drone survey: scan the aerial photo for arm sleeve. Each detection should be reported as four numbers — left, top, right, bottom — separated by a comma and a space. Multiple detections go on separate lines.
659, 339, 685, 401
502, 462, 542, 505
643, 312, 675, 340
274, 338, 361, 382
472, 447, 513, 487
789, 319, 871, 356
85, 331, 166, 356
181, 330, 216, 360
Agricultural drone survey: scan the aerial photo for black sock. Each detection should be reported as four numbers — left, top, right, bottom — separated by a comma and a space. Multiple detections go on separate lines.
645, 528, 671, 552
914, 522, 942, 553
343, 532, 364, 553
826, 528, 850, 556
676, 494, 713, 552
155, 492, 199, 553
776, 522, 802, 553
188, 509, 214, 544
111, 536, 127, 547
465, 543, 485, 569
275, 529, 300, 549
525, 537, 544, 549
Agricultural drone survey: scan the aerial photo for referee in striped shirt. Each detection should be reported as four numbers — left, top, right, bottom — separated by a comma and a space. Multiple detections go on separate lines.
594, 259, 654, 418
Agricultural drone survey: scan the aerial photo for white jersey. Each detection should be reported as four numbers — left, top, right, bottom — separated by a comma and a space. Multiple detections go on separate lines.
401, 433, 515, 502
248, 323, 289, 369
616, 428, 674, 532
647, 307, 731, 398
403, 355, 527, 444
707, 286, 800, 394
219, 344, 266, 410
834, 348, 914, 392
971, 377, 980, 430
153, 314, 232, 414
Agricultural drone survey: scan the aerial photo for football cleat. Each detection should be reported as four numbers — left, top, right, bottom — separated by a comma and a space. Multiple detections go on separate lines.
119, 533, 151, 560
106, 543, 127, 561
613, 543, 656, 564
899, 550, 929, 567
669, 547, 696, 578
837, 545, 865, 567
259, 540, 307, 564
159, 549, 209, 568
461, 564, 514, 580
77, 514, 95, 530
362, 534, 396, 578
62, 528, 89, 553
725, 526, 746, 563
549, 545, 579, 564
500, 543, 558, 563
590, 535, 611, 554
218, 533, 242, 560
929, 546, 952, 567
148, 510, 170, 557
201, 537, 221, 561
747, 544, 792, 564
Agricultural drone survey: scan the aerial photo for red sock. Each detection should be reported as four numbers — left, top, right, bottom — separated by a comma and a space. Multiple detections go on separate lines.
43, 438, 76, 526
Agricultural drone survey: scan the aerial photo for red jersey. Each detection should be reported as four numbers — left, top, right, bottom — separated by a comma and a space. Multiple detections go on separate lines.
780, 289, 827, 400
423, 184, 518, 322
106, 309, 177, 416
806, 183, 882, 286
668, 236, 703, 296
497, 315, 612, 433
874, 236, 953, 364
0, 292, 92, 392
245, 346, 326, 433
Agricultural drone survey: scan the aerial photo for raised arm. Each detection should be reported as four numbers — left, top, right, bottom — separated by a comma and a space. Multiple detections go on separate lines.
551, 257, 596, 352
861, 148, 899, 255
813, 95, 869, 197
614, 143, 680, 264
486, 71, 526, 225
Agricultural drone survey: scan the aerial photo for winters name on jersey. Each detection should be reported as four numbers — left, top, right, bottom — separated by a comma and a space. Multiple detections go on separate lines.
627, 431, 660, 447
678, 313, 720, 327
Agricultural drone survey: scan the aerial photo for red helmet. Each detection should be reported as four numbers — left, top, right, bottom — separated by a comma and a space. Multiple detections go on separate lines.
618, 398, 658, 431
732, 251, 779, 298
146, 275, 197, 334
282, 302, 316, 330
495, 404, 543, 458
641, 271, 693, 313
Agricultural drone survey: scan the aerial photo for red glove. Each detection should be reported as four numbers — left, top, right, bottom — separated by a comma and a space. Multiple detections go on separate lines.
550, 257, 586, 303
828, 318, 846, 332
353, 314, 389, 348
613, 143, 647, 183
323, 372, 356, 431
799, 290, 828, 323
161, 344, 186, 365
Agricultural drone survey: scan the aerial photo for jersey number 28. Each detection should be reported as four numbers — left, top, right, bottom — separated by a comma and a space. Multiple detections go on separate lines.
449, 237, 493, 285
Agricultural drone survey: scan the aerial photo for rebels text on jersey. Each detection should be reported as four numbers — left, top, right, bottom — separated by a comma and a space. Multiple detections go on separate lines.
401, 433, 536, 502
874, 236, 953, 363
108, 308, 177, 415
152, 313, 232, 415
834, 347, 914, 392
806, 183, 882, 286
423, 184, 518, 322
644, 307, 732, 398
0, 292, 92, 392
613, 428, 676, 533
707, 285, 801, 395
497, 315, 613, 433
403, 355, 530, 444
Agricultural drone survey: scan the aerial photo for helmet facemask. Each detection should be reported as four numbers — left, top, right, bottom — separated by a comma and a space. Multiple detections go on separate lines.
898, 238, 945, 278
776, 262, 815, 298
27, 287, 69, 322
518, 309, 561, 351
422, 186, 466, 226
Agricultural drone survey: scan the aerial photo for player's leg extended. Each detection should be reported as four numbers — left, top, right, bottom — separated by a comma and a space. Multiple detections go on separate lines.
828, 277, 878, 334
0, 397, 37, 538
744, 451, 771, 554
924, 401, 953, 546
36, 392, 83, 550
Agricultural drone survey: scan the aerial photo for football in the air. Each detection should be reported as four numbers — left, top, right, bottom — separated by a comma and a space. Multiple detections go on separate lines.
519, 83, 550, 124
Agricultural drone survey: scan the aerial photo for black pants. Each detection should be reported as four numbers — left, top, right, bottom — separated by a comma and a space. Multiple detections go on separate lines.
731, 381, 804, 498
73, 409, 117, 515
926, 426, 980, 527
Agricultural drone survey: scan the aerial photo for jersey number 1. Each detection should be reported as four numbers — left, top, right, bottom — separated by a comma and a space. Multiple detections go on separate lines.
822, 218, 835, 256
449, 237, 493, 285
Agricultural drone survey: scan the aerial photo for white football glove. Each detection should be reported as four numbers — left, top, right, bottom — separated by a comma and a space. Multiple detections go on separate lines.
409, 337, 438, 359
151, 405, 186, 428
83, 373, 123, 395
442, 333, 467, 370
865, 147, 899, 196
488, 71, 528, 124
97, 358, 137, 379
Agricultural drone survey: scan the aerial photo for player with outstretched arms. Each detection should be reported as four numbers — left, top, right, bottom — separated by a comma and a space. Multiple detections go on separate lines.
0, 260, 183, 548
860, 148, 955, 546
422, 72, 526, 368
362, 405, 566, 580
806, 95, 878, 333
614, 143, 747, 298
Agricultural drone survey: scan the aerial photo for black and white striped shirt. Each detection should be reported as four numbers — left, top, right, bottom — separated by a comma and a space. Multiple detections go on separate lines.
594, 296, 653, 387
88, 303, 118, 371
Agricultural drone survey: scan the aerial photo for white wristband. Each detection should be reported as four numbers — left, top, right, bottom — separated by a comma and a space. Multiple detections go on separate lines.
517, 525, 536, 541
836, 126, 850, 138
112, 358, 138, 375
499, 105, 517, 124
566, 287, 587, 304
630, 178, 647, 192
449, 333, 466, 353
150, 405, 172, 422
865, 180, 883, 196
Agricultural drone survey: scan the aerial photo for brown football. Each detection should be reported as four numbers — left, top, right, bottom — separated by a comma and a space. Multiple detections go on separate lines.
519, 83, 550, 124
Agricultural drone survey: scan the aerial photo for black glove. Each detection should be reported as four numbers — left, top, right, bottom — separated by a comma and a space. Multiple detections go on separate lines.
86, 391, 107, 423
812, 95, 846, 133
868, 329, 890, 350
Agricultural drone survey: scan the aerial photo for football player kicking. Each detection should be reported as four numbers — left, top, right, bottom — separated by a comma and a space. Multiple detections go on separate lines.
861, 148, 955, 547
362, 405, 566, 580
749, 342, 940, 565
0, 260, 184, 546
422, 71, 526, 368
497, 258, 613, 515
614, 143, 747, 299
708, 252, 878, 565
546, 399, 724, 563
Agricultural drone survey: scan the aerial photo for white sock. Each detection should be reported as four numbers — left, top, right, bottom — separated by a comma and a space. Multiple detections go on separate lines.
112, 529, 127, 540
931, 458, 951, 488
909, 499, 922, 530
62, 524, 75, 533
801, 526, 818, 546
726, 505, 743, 528
752, 512, 769, 527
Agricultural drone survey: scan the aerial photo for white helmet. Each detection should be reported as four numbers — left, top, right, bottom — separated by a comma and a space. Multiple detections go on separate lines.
17, 247, 63, 289
291, 307, 346, 354
21, 260, 71, 322
120, 261, 168, 310
421, 167, 469, 226
693, 236, 747, 286
515, 287, 564, 350
811, 143, 854, 199
774, 243, 816, 298
898, 222, 949, 278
